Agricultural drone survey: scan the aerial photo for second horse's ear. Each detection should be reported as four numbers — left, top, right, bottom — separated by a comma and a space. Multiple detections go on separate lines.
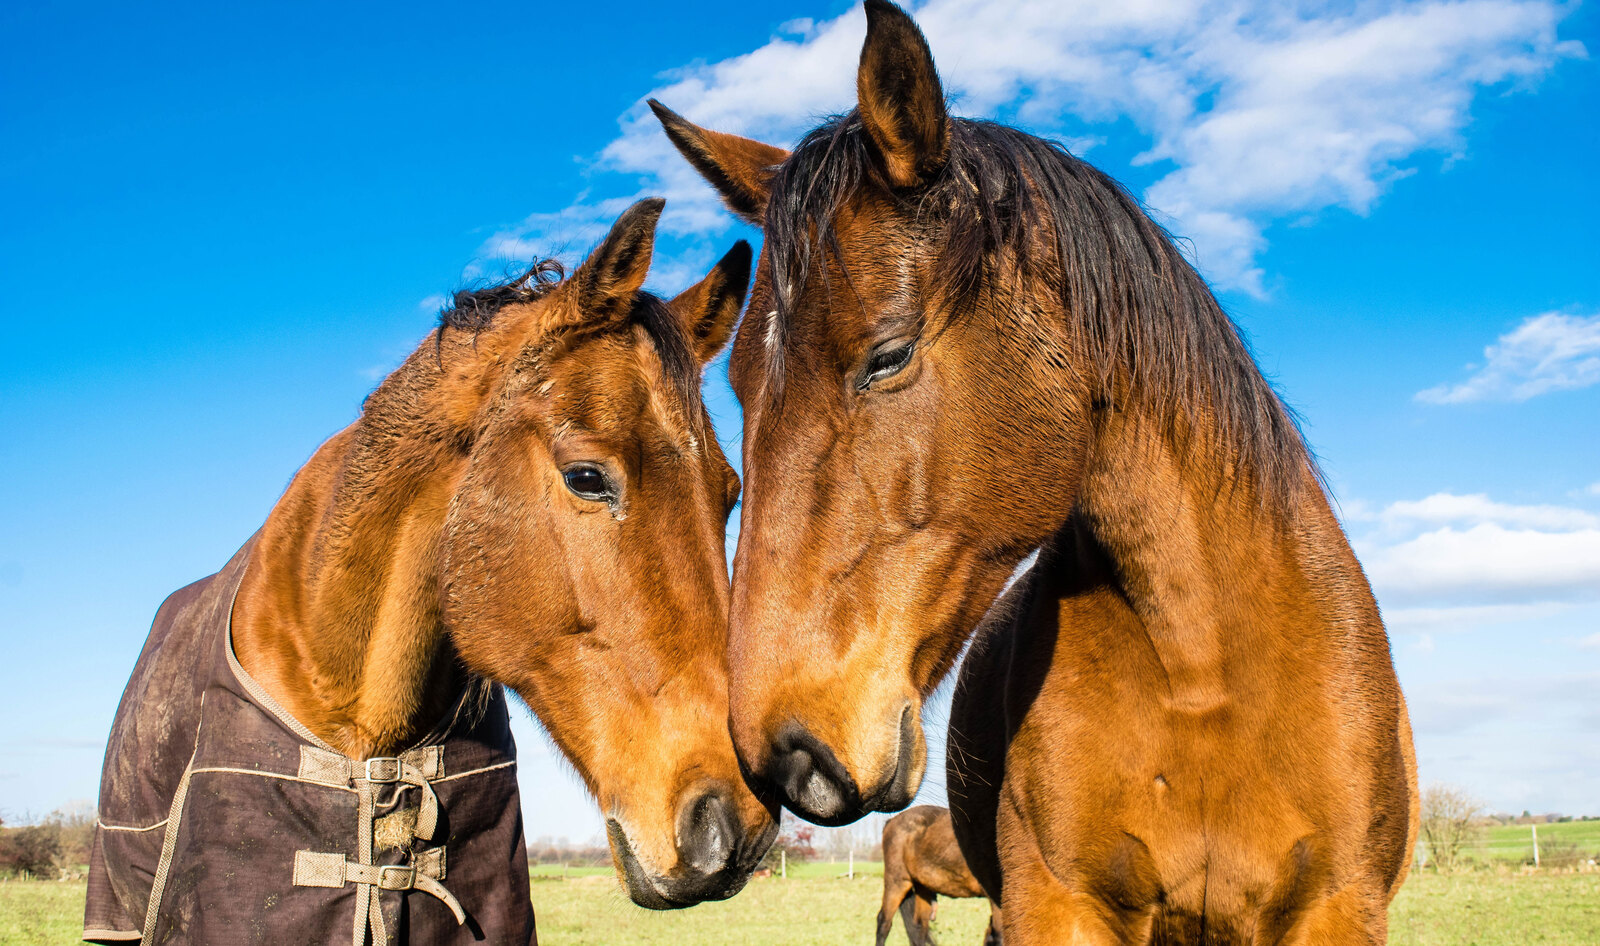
571, 198, 665, 320
651, 100, 789, 227
670, 241, 753, 364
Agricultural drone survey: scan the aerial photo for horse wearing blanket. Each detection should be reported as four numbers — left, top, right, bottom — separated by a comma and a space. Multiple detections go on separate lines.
86, 200, 776, 944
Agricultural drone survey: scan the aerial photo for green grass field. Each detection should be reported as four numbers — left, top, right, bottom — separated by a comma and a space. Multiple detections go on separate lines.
5, 866, 1597, 944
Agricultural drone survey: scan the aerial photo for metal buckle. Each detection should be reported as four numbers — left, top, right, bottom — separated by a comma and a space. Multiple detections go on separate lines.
364, 757, 401, 783
377, 864, 415, 890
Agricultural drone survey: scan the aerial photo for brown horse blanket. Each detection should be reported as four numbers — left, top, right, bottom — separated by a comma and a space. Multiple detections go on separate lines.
84, 538, 537, 945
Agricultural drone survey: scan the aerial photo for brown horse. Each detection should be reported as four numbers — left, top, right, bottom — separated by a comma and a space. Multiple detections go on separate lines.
650, 1, 1418, 942
235, 197, 778, 903
88, 199, 776, 944
879, 806, 999, 946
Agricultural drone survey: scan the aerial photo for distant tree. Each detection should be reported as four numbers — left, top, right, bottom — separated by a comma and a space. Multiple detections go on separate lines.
529, 843, 562, 865
763, 811, 818, 869
788, 824, 817, 861
524, 839, 610, 868
816, 813, 887, 863
1419, 783, 1483, 873
0, 820, 63, 879
46, 802, 96, 874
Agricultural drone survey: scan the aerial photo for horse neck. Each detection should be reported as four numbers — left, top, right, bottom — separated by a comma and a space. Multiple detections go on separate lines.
1070, 404, 1380, 711
234, 358, 468, 757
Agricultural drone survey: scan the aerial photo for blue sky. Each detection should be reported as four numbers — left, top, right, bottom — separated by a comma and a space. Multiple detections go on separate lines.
2, 0, 1596, 845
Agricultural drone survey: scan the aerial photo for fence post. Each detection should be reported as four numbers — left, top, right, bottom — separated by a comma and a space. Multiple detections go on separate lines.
1532, 823, 1540, 868
849, 849, 854, 879
781, 848, 787, 879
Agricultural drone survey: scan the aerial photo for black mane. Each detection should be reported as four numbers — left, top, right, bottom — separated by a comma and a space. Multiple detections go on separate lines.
440, 259, 566, 335
763, 111, 1313, 503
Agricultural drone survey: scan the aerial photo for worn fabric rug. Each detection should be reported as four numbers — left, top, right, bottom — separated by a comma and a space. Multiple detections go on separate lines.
85, 537, 537, 945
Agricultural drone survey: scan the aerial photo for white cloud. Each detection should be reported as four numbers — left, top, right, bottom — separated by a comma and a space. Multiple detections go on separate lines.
1381, 492, 1600, 531
1362, 523, 1600, 606
1418, 311, 1600, 403
1383, 601, 1571, 630
476, 197, 642, 270
1347, 493, 1600, 813
479, 0, 1580, 296
1354, 492, 1600, 611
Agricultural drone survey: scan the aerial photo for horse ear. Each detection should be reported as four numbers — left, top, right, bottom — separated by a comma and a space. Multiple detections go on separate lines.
857, 0, 949, 189
650, 100, 789, 226
670, 241, 753, 364
571, 198, 664, 318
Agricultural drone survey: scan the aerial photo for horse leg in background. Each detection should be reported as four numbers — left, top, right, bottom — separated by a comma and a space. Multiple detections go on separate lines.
982, 903, 1002, 946
899, 885, 937, 946
878, 878, 913, 946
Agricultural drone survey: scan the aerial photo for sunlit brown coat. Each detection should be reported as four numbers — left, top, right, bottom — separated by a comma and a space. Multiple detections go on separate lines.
650, 2, 1418, 942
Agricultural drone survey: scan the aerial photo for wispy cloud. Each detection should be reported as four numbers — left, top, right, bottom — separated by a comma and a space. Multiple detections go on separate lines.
0, 737, 103, 750
1418, 311, 1600, 404
1383, 601, 1571, 631
1380, 492, 1600, 531
1364, 523, 1600, 606
1407, 671, 1600, 736
479, 0, 1580, 297
477, 197, 643, 270
1353, 491, 1600, 613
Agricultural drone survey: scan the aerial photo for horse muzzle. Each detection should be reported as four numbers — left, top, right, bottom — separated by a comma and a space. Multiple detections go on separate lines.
607, 787, 777, 909
757, 704, 922, 826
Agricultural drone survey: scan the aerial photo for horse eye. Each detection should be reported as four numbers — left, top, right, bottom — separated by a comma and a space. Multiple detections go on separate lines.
562, 465, 612, 501
861, 340, 916, 388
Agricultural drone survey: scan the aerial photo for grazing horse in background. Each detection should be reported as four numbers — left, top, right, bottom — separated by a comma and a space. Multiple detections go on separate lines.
650, 1, 1417, 942
879, 806, 999, 946
86, 199, 776, 946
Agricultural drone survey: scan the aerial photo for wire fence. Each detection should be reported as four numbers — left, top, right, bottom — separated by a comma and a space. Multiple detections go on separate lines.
1416, 823, 1600, 869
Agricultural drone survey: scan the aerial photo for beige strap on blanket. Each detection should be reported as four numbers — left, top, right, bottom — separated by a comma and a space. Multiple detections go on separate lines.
297, 745, 444, 841
294, 745, 457, 945
293, 849, 466, 923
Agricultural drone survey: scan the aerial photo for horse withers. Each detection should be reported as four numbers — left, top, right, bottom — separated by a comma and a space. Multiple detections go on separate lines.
85, 199, 777, 946
879, 806, 999, 946
651, 1, 1417, 942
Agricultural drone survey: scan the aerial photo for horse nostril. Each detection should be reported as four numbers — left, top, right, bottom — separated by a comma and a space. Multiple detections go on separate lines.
678, 792, 738, 876
768, 727, 860, 825
793, 758, 845, 820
